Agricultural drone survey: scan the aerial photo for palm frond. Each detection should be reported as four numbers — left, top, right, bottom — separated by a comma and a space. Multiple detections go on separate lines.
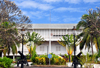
80, 33, 88, 50
85, 34, 90, 49
93, 37, 98, 51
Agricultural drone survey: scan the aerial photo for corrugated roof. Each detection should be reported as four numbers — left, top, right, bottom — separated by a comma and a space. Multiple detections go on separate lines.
16, 24, 83, 29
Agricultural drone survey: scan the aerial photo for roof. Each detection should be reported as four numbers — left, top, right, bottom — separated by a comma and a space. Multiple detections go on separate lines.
17, 24, 84, 29
32, 24, 77, 29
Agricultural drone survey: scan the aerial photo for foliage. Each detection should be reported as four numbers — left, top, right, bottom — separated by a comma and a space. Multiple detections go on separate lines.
64, 54, 69, 58
26, 32, 44, 46
76, 8, 100, 54
31, 45, 38, 63
0, 57, 13, 68
57, 34, 75, 62
0, 22, 21, 56
26, 32, 44, 57
39, 54, 48, 58
26, 54, 30, 59
31, 53, 66, 65
50, 53, 66, 65
0, 0, 31, 24
35, 57, 46, 65
64, 54, 69, 62
0, 0, 31, 56
79, 53, 97, 68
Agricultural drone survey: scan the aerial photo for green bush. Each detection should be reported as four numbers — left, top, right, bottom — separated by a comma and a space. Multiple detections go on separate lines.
39, 54, 48, 58
31, 45, 38, 63
50, 53, 66, 65
26, 54, 30, 59
0, 57, 13, 68
31, 53, 66, 65
64, 54, 69, 62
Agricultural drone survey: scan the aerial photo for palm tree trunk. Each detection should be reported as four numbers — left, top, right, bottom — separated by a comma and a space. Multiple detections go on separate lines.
91, 39, 94, 55
91, 44, 94, 55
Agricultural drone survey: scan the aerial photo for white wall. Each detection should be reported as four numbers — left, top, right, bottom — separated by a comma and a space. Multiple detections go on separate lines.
36, 41, 67, 55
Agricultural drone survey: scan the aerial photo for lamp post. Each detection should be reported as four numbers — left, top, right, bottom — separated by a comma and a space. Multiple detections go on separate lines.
72, 26, 76, 68
21, 27, 25, 68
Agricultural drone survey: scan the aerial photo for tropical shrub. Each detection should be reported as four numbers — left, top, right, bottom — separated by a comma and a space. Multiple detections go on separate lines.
0, 57, 13, 68
64, 54, 69, 62
57, 34, 75, 62
26, 54, 30, 60
79, 53, 98, 68
50, 53, 66, 65
34, 56, 46, 65
31, 53, 66, 65
31, 45, 38, 63
26, 32, 44, 57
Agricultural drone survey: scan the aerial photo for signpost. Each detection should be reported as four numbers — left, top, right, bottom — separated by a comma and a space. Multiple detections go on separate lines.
48, 54, 52, 65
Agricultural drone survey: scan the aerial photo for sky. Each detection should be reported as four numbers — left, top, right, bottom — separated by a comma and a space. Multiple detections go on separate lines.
12, 0, 100, 24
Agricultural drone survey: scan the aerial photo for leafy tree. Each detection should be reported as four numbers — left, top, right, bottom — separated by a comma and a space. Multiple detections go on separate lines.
0, 22, 21, 56
58, 34, 75, 62
0, 0, 31, 57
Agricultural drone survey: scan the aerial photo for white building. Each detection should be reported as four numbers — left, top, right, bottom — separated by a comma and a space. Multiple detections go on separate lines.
4, 24, 97, 59
17, 24, 83, 55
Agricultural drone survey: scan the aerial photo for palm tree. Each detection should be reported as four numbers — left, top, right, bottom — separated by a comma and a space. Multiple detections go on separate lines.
76, 14, 99, 54
26, 32, 44, 57
0, 22, 21, 56
58, 34, 75, 62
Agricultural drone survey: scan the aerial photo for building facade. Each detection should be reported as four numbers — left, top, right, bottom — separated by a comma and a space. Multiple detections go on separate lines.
17, 24, 83, 55
3, 24, 97, 59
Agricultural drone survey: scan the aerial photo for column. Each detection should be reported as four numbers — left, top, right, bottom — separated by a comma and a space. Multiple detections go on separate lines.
66, 29, 67, 54
49, 29, 51, 53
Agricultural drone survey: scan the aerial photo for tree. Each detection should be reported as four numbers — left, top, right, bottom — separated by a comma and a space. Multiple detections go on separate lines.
0, 22, 21, 56
76, 13, 99, 54
0, 0, 31, 24
26, 32, 44, 57
0, 0, 31, 57
58, 34, 75, 62
84, 8, 100, 35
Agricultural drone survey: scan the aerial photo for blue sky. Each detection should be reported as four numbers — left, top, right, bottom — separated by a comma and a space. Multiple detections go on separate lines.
12, 0, 100, 24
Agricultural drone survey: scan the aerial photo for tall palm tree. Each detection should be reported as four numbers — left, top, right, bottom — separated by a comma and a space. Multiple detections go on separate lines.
26, 32, 44, 57
0, 22, 21, 56
58, 34, 75, 62
76, 14, 99, 54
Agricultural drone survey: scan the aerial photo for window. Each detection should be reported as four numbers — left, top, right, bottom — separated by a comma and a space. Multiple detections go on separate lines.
40, 46, 44, 51
56, 46, 61, 51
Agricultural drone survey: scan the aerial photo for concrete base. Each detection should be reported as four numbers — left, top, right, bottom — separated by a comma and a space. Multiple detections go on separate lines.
66, 62, 72, 67
94, 64, 100, 68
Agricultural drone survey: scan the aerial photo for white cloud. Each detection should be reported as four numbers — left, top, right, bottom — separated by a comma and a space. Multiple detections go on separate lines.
65, 0, 81, 4
17, 1, 53, 10
54, 7, 84, 12
30, 11, 43, 19
83, 0, 99, 3
43, 0, 62, 2
63, 16, 81, 23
